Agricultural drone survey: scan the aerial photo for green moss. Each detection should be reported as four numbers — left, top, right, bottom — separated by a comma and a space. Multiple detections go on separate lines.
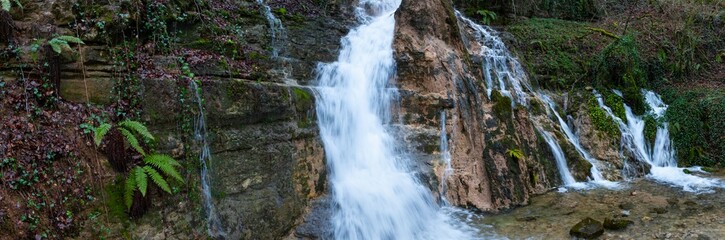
506, 18, 597, 90
588, 96, 620, 138
643, 114, 658, 145
603, 91, 626, 121
491, 90, 512, 119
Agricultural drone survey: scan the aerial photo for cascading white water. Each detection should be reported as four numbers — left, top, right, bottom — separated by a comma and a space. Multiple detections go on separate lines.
456, 10, 619, 189
536, 127, 580, 189
455, 11, 532, 106
538, 93, 619, 189
189, 81, 225, 237
314, 1, 475, 239
439, 111, 453, 205
255, 0, 286, 58
596, 89, 723, 192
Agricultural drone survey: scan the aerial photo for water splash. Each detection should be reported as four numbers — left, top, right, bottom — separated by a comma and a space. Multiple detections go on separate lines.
455, 10, 532, 106
189, 81, 225, 237
314, 0, 477, 238
255, 0, 286, 58
595, 89, 723, 192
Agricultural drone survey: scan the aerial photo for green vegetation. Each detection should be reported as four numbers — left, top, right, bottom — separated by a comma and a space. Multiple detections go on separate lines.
506, 18, 597, 90
124, 154, 183, 210
664, 88, 725, 167
91, 120, 184, 216
506, 148, 525, 160
591, 35, 648, 115
475, 9, 496, 25
587, 96, 620, 138
538, 0, 599, 21
47, 36, 85, 54
643, 115, 658, 145
1, 0, 21, 11
491, 90, 513, 119
603, 91, 626, 121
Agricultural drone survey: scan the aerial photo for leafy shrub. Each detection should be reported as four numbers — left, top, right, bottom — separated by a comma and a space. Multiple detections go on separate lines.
665, 89, 724, 167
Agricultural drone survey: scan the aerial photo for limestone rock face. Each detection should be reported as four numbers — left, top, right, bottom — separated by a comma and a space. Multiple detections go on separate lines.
393, 0, 568, 211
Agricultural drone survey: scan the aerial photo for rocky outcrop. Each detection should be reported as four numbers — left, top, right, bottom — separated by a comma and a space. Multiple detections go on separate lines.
1, 0, 355, 239
393, 0, 579, 211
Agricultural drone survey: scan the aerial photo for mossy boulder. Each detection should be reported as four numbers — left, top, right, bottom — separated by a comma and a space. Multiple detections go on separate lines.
569, 217, 604, 239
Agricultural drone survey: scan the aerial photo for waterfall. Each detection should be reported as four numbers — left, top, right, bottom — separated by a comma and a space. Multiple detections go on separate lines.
189, 81, 225, 237
439, 111, 453, 205
596, 89, 723, 192
255, 0, 286, 58
314, 0, 476, 238
456, 10, 618, 189
538, 93, 620, 189
536, 127, 582, 190
455, 10, 532, 106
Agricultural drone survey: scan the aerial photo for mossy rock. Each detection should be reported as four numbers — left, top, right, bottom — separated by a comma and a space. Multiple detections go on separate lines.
569, 217, 604, 239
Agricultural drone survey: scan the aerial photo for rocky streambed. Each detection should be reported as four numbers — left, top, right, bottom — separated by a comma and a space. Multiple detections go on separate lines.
474, 174, 725, 239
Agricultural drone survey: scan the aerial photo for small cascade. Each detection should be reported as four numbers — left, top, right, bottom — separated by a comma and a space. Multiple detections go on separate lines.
189, 81, 225, 237
538, 93, 619, 189
439, 111, 453, 205
456, 10, 618, 188
596, 89, 723, 192
536, 127, 583, 190
455, 10, 532, 106
255, 0, 286, 58
314, 0, 476, 238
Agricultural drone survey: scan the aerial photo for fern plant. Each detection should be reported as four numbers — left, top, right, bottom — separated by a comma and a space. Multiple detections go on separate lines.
124, 154, 184, 210
47, 35, 85, 54
506, 148, 525, 160
94, 120, 154, 157
1, 0, 22, 11
476, 9, 497, 25
91, 119, 184, 217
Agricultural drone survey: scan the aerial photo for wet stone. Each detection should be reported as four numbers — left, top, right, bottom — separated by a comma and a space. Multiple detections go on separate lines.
569, 217, 604, 239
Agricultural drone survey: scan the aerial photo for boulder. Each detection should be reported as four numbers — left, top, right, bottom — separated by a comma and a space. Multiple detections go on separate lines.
569, 217, 604, 239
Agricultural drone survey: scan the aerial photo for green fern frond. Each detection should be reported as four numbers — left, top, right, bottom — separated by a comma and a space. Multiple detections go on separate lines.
124, 172, 137, 210
2, 0, 10, 11
93, 123, 112, 146
506, 149, 525, 160
144, 154, 183, 183
134, 166, 148, 196
48, 38, 66, 54
54, 35, 84, 44
144, 166, 171, 194
119, 120, 155, 142
119, 128, 146, 156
